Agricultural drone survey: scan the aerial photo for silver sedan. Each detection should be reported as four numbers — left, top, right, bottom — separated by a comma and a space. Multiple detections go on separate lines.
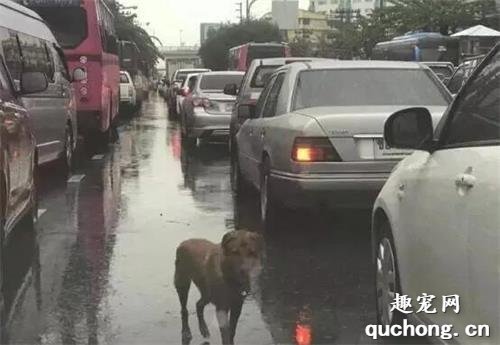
233, 60, 452, 226
181, 71, 244, 145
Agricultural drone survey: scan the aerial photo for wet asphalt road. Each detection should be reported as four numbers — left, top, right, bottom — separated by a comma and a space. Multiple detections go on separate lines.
3, 94, 427, 345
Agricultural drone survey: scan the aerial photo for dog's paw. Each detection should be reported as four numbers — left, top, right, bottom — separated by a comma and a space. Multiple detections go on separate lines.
199, 323, 210, 338
181, 329, 193, 345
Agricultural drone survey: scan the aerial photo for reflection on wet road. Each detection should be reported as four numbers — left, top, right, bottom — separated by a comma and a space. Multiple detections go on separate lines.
3, 95, 428, 344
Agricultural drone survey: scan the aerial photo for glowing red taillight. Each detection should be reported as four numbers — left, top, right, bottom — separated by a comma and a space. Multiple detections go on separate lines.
292, 137, 341, 162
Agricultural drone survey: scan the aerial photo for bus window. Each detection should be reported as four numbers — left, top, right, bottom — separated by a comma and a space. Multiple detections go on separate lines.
32, 7, 87, 49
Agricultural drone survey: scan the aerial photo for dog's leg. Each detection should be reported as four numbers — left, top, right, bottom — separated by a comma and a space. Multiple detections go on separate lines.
229, 298, 244, 344
175, 266, 192, 344
216, 308, 231, 345
196, 296, 210, 339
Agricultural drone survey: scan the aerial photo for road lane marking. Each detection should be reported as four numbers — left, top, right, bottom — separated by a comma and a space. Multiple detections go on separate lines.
68, 174, 85, 183
92, 154, 105, 160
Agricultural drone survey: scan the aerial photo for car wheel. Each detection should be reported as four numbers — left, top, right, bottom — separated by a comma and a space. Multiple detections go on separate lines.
375, 221, 404, 326
231, 152, 246, 195
30, 164, 39, 226
260, 159, 279, 232
60, 125, 73, 176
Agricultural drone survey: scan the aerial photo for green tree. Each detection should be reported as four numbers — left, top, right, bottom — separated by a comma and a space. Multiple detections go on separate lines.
289, 36, 315, 57
199, 20, 282, 70
380, 0, 496, 35
108, 1, 161, 75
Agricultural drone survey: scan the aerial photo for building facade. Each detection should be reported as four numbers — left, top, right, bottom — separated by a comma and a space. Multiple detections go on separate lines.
200, 23, 222, 45
309, 0, 382, 16
160, 46, 202, 79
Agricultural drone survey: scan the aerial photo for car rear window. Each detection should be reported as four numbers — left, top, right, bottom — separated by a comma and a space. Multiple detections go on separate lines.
251, 66, 279, 88
200, 74, 244, 91
120, 73, 130, 83
175, 70, 208, 82
293, 68, 450, 110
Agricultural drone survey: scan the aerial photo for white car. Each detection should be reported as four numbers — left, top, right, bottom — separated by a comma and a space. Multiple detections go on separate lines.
372, 45, 499, 344
120, 71, 137, 108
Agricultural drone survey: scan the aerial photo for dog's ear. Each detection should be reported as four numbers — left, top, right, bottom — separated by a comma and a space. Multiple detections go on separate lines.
221, 231, 238, 255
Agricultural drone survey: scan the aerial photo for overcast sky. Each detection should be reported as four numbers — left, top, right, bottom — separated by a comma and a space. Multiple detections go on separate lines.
120, 0, 309, 47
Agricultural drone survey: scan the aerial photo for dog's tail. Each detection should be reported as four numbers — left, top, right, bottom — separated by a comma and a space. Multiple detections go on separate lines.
174, 247, 192, 309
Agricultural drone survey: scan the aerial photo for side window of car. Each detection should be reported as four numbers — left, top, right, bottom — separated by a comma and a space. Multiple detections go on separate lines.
262, 73, 285, 118
0, 29, 22, 87
18, 34, 52, 81
255, 75, 276, 117
443, 49, 500, 147
447, 66, 465, 94
51, 45, 70, 81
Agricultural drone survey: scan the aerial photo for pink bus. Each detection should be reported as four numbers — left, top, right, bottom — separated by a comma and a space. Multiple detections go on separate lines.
228, 42, 291, 71
24, 0, 120, 144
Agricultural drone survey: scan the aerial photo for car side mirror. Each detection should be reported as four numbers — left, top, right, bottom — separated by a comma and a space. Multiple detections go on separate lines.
72, 68, 87, 82
238, 104, 256, 120
223, 83, 238, 96
384, 107, 434, 151
20, 71, 48, 95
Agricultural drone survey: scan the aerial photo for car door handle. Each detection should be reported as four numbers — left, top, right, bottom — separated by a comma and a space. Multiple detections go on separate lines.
455, 174, 476, 189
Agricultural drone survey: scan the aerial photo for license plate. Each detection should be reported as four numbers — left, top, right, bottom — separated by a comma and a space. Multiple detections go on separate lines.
374, 138, 412, 159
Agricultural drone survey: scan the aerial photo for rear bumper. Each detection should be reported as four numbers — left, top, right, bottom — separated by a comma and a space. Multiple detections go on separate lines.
270, 170, 390, 209
187, 111, 231, 138
120, 96, 136, 106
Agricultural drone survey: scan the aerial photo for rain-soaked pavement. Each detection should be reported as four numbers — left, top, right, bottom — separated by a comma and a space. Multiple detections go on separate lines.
3, 94, 427, 345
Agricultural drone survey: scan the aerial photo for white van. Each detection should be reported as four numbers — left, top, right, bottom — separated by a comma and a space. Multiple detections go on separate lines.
0, 0, 79, 175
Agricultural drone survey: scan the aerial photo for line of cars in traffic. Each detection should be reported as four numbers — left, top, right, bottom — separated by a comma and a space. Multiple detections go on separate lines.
244, 52, 497, 344
0, 0, 139, 323
162, 44, 498, 343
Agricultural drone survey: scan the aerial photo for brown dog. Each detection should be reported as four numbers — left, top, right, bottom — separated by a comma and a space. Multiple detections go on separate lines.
174, 230, 263, 345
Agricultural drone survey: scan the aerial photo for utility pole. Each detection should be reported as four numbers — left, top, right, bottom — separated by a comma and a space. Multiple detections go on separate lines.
236, 1, 243, 23
246, 0, 259, 22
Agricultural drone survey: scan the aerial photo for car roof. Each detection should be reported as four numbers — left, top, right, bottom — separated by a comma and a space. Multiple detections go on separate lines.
0, 0, 57, 43
250, 57, 327, 67
275, 59, 426, 73
421, 61, 454, 67
199, 71, 245, 76
176, 68, 210, 73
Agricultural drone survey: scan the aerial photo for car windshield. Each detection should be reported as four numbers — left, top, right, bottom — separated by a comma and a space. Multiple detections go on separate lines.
293, 69, 449, 110
200, 74, 244, 91
32, 7, 87, 49
251, 66, 279, 88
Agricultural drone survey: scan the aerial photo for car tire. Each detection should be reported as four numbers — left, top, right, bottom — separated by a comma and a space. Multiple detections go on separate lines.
260, 158, 280, 232
375, 220, 404, 327
231, 151, 247, 195
59, 125, 74, 177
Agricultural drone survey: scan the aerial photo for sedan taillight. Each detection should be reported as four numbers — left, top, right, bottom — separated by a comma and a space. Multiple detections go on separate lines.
292, 137, 341, 162
192, 97, 211, 109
